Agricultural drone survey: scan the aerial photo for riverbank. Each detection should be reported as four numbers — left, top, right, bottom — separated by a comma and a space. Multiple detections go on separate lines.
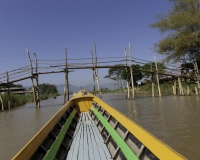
136, 83, 199, 95
0, 93, 59, 111
96, 83, 199, 96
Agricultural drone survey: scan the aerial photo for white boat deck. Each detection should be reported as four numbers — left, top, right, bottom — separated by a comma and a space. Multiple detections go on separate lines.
66, 112, 112, 160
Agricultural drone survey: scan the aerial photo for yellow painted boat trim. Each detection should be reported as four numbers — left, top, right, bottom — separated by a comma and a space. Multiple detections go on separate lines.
93, 96, 187, 160
12, 100, 73, 160
12, 90, 93, 160
12, 91, 187, 160
72, 90, 94, 112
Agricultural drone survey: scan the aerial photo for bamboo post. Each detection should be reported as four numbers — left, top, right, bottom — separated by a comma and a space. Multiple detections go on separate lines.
176, 63, 184, 95
34, 53, 40, 107
178, 77, 184, 95
150, 63, 154, 97
91, 51, 96, 95
66, 49, 69, 101
154, 55, 161, 97
178, 77, 181, 95
124, 45, 130, 99
194, 62, 200, 90
6, 72, 10, 109
173, 80, 177, 95
0, 88, 4, 111
172, 85, 175, 95
64, 48, 68, 104
67, 72, 69, 102
129, 43, 134, 99
94, 42, 102, 99
187, 85, 190, 96
66, 70, 69, 101
195, 87, 198, 95
26, 49, 37, 108
170, 67, 174, 95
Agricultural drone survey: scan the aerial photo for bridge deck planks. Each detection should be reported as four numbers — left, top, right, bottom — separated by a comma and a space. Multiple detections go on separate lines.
66, 112, 112, 160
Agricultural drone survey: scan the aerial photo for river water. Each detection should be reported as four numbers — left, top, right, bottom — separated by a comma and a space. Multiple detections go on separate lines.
0, 94, 200, 159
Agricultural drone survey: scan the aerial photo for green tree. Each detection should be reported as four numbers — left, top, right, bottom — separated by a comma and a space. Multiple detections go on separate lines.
104, 64, 143, 88
104, 64, 125, 89
0, 83, 23, 89
141, 62, 166, 78
150, 0, 200, 62
38, 83, 58, 95
122, 64, 143, 85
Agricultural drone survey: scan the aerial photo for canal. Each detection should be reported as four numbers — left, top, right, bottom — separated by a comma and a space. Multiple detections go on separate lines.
0, 94, 200, 159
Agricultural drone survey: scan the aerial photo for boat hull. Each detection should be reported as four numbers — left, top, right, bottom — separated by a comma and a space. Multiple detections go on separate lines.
12, 91, 186, 160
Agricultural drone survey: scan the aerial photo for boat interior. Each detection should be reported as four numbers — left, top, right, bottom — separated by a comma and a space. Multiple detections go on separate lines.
12, 90, 186, 160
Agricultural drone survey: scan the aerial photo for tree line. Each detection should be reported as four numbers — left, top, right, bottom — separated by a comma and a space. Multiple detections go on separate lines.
37, 83, 58, 96
0, 83, 58, 110
0, 83, 58, 96
104, 63, 166, 89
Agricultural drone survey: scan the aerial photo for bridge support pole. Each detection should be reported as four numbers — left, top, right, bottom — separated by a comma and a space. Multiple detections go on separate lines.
178, 77, 184, 95
130, 66, 134, 99
64, 48, 69, 104
152, 79, 155, 97
150, 63, 154, 97
172, 80, 177, 95
187, 85, 190, 96
34, 53, 40, 107
129, 43, 134, 99
0, 90, 4, 111
91, 51, 96, 96
94, 42, 102, 99
124, 45, 130, 99
195, 87, 198, 95
154, 55, 161, 97
6, 72, 10, 109
26, 49, 37, 108
126, 81, 130, 99
194, 62, 200, 92
176, 63, 184, 96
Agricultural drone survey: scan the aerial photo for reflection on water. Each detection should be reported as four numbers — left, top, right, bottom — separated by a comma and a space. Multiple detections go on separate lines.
0, 93, 200, 159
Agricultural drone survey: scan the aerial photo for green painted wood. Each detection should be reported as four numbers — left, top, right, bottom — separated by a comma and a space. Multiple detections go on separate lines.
43, 109, 77, 160
92, 107, 139, 160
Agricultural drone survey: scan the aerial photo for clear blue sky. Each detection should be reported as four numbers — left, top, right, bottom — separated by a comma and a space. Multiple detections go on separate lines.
0, 0, 172, 87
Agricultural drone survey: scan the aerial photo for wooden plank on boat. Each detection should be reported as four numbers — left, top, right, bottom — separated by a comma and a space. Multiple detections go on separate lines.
83, 124, 88, 160
72, 124, 83, 160
88, 123, 102, 160
87, 125, 95, 160
83, 112, 99, 160
78, 123, 84, 160
67, 122, 82, 160
90, 120, 111, 159
87, 111, 111, 160
66, 112, 112, 160
66, 121, 81, 160
66, 115, 82, 160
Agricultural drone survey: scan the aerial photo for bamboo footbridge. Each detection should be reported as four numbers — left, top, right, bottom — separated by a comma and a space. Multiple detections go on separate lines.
0, 43, 200, 111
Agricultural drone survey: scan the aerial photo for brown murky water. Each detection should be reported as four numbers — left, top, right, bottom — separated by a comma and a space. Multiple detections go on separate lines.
0, 94, 200, 159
